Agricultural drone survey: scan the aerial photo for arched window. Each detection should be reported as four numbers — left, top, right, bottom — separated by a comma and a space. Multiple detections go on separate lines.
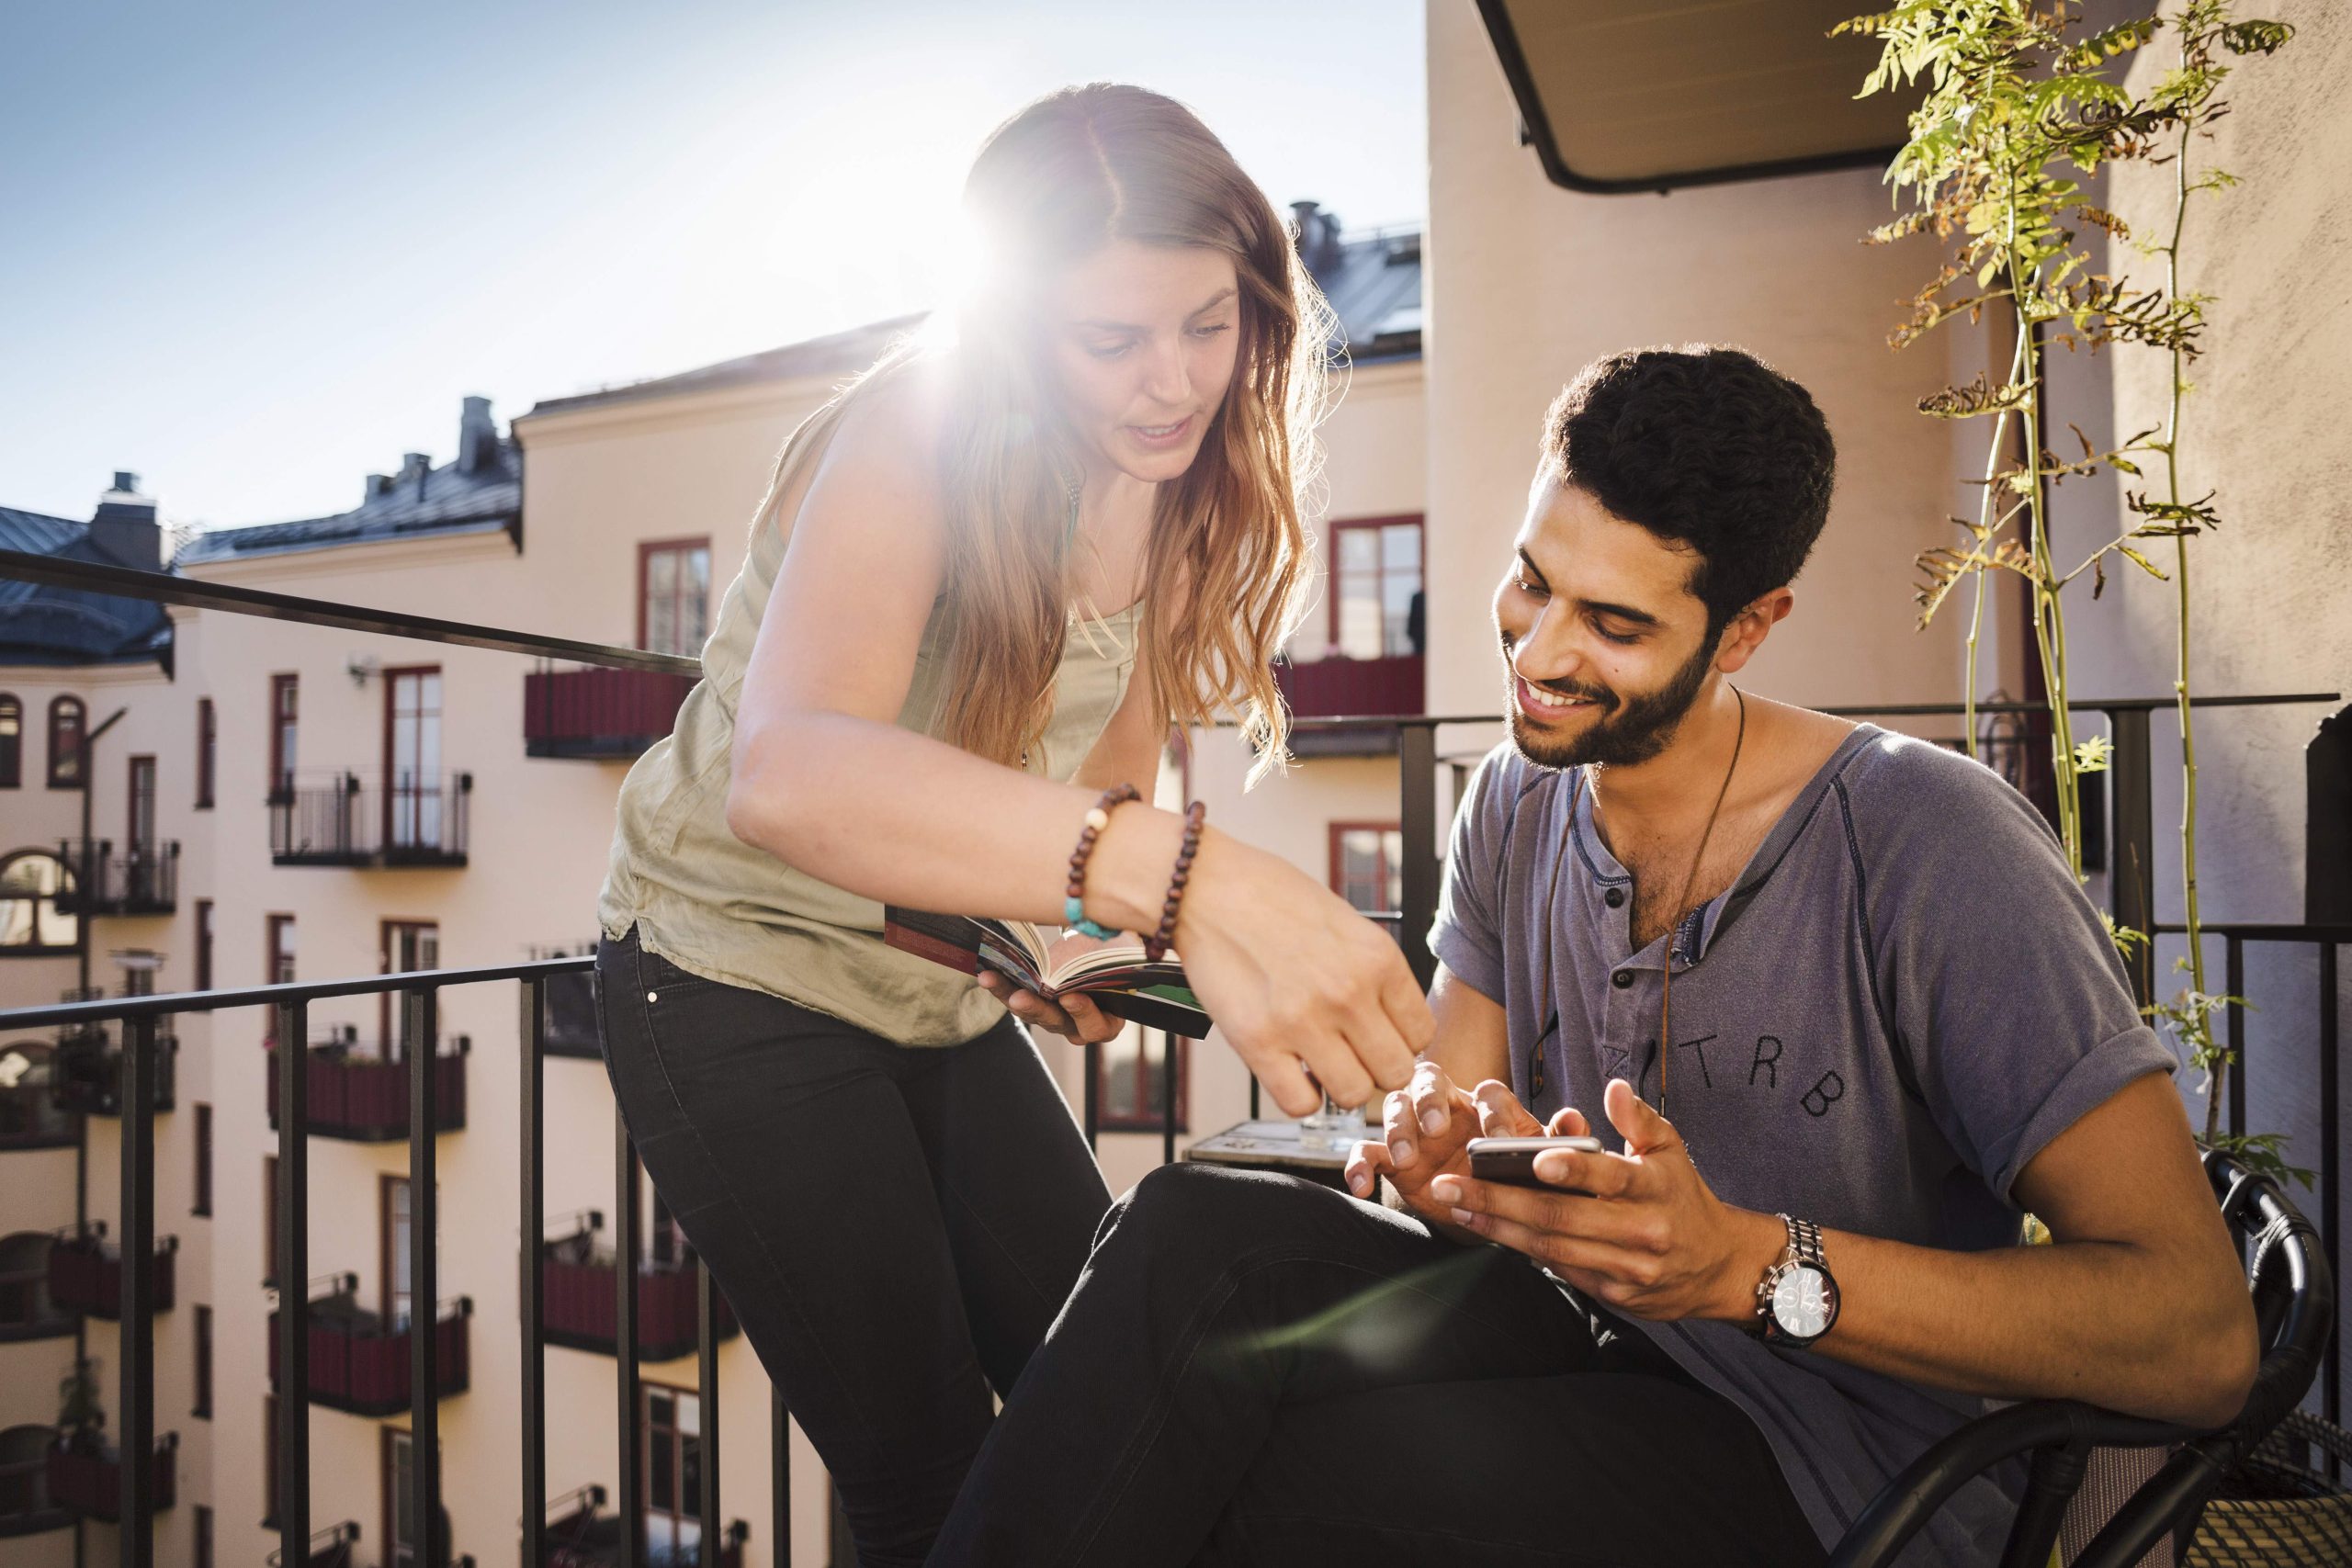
47, 696, 85, 789
0, 851, 77, 953
0, 694, 18, 788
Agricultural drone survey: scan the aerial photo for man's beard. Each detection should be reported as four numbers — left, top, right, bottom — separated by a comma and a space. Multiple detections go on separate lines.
1500, 628, 1716, 770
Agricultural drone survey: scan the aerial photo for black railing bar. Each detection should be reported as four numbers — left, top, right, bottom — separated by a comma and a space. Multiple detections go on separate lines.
409, 985, 444, 1568
616, 1111, 644, 1568
2225, 937, 2246, 1143
771, 1390, 792, 1568
2320, 942, 2340, 1445
1270, 692, 2338, 734
276, 997, 311, 1568
120, 1011, 155, 1562
1083, 1040, 1101, 1152
0, 956, 594, 1028
520, 978, 547, 1568
0, 547, 698, 677
1162, 1029, 1179, 1169
2150, 923, 2352, 942
699, 1259, 722, 1568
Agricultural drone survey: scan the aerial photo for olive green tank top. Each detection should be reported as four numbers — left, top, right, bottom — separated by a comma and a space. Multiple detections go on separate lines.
597, 465, 1140, 1046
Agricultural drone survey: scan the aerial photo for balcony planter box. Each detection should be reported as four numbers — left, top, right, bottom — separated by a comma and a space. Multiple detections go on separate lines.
44, 1432, 176, 1520
47, 1231, 176, 1318
540, 1247, 740, 1363
266, 1039, 469, 1142
49, 1035, 175, 1118
525, 668, 698, 761
268, 1294, 472, 1416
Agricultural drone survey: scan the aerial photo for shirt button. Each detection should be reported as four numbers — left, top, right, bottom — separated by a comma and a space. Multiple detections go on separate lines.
1604, 887, 1626, 908
1611, 970, 1634, 989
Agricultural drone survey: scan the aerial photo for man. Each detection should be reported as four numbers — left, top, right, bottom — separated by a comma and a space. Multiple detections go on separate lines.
926, 347, 2256, 1567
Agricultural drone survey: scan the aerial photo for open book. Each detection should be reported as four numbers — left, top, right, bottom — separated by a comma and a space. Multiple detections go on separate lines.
882, 906, 1209, 1037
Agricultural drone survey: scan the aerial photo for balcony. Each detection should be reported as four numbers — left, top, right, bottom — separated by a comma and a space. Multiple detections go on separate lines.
266, 1026, 469, 1141
269, 770, 471, 868
525, 667, 698, 760
540, 1213, 741, 1362
0, 1055, 77, 1151
45, 1431, 176, 1521
1276, 654, 1425, 755
51, 840, 179, 917
541, 1484, 747, 1568
534, 950, 602, 1059
50, 1028, 175, 1117
47, 1224, 176, 1318
268, 1279, 473, 1417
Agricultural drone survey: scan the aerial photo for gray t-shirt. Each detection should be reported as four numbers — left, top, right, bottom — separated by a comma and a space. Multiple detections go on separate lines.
1430, 723, 2177, 1566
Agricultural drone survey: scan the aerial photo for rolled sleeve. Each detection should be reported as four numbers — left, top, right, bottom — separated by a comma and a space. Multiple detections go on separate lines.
1990, 1021, 2178, 1201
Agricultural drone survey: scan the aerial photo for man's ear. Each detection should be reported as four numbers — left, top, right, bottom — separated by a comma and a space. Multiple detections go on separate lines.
1713, 588, 1794, 676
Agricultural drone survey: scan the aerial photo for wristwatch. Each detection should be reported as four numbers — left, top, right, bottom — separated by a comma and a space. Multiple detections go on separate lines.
1756, 1213, 1840, 1348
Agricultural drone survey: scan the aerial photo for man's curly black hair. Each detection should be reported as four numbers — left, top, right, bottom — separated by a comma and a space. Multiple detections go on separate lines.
1544, 345, 1837, 640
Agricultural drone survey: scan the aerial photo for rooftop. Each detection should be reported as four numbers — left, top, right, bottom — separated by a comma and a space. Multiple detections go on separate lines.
0, 479, 174, 668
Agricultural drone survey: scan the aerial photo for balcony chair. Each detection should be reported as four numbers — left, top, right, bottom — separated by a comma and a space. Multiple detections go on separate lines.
1828, 1149, 2335, 1568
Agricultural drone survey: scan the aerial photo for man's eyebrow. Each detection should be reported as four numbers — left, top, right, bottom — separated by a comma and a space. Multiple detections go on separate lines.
1516, 550, 1663, 627
1074, 288, 1238, 333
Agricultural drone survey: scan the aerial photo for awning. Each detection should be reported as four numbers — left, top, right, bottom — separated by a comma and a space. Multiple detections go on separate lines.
1476, 0, 1920, 193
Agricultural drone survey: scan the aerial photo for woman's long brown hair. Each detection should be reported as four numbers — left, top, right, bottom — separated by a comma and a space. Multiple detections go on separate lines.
746, 83, 1331, 783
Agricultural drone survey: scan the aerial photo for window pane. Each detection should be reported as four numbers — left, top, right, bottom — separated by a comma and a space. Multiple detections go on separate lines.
647, 597, 675, 656
1384, 523, 1420, 570
650, 1430, 674, 1509
648, 550, 676, 596
1338, 528, 1378, 573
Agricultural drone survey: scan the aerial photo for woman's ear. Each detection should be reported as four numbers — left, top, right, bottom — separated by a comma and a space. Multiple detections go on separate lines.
1713, 588, 1794, 676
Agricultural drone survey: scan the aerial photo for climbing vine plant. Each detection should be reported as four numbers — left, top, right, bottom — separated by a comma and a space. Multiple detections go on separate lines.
1839, 1, 2301, 1182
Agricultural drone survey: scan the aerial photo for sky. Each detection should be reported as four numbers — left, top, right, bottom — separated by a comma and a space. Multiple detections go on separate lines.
0, 1, 1426, 531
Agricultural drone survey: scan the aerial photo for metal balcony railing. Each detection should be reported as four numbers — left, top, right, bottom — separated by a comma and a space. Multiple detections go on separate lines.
44, 1431, 177, 1522
269, 769, 472, 867
1275, 653, 1425, 745
540, 1212, 741, 1362
47, 1223, 177, 1318
52, 839, 180, 916
525, 666, 698, 760
6, 543, 2343, 1562
0, 1232, 74, 1343
0, 1066, 78, 1151
543, 1483, 748, 1568
263, 1520, 360, 1568
266, 1026, 469, 1141
530, 946, 602, 1059
267, 1276, 473, 1416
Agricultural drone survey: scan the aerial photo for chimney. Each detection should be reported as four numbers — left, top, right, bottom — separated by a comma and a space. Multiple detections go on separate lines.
89, 472, 162, 571
400, 452, 431, 501
365, 474, 392, 503
1290, 200, 1342, 275
457, 395, 497, 475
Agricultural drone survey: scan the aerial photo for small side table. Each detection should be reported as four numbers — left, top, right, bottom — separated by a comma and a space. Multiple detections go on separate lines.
1183, 1119, 1358, 1194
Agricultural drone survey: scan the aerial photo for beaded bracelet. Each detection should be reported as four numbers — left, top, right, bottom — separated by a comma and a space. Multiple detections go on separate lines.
1143, 800, 1206, 963
1064, 783, 1141, 940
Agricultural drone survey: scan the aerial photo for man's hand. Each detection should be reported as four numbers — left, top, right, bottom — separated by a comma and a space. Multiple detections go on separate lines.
1427, 1077, 1782, 1322
1344, 1067, 1589, 1224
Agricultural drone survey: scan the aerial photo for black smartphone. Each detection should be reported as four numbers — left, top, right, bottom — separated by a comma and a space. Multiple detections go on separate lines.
1465, 1134, 1603, 1190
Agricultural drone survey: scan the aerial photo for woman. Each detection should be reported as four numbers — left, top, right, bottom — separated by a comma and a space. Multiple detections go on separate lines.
594, 84, 1430, 1566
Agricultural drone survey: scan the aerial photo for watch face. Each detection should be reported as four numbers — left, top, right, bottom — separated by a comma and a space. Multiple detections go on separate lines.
1771, 1265, 1834, 1339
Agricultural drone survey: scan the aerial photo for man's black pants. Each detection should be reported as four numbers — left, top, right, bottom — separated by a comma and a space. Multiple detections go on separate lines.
929, 1162, 1826, 1567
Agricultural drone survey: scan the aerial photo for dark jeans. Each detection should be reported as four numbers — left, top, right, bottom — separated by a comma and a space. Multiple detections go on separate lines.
929, 1163, 1826, 1568
595, 926, 1114, 1567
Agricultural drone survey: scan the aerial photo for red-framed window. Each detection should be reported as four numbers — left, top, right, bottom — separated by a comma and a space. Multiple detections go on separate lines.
193, 1303, 212, 1416
196, 697, 216, 808
194, 899, 215, 991
1327, 515, 1424, 660
193, 1101, 213, 1217
639, 538, 712, 659
266, 913, 296, 986
268, 674, 299, 795
262, 1156, 278, 1290
1095, 1024, 1190, 1134
128, 754, 156, 850
1329, 821, 1405, 919
0, 692, 19, 787
379, 919, 439, 1045
381, 667, 444, 851
641, 1380, 711, 1561
47, 694, 85, 788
